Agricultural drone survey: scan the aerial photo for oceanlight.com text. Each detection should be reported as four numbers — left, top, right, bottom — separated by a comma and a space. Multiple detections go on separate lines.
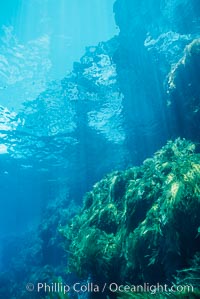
108, 282, 194, 294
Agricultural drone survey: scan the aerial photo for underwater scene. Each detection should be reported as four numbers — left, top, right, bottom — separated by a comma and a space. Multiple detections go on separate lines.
0, 0, 200, 298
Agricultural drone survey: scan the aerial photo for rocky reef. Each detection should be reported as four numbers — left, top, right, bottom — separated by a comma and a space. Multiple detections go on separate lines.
63, 139, 200, 298
1, 1, 200, 299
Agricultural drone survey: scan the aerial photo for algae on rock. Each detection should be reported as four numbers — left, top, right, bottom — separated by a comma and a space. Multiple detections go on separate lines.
62, 138, 200, 296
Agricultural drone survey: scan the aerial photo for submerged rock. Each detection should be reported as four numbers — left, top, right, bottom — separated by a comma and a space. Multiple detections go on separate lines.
167, 39, 200, 140
63, 138, 200, 297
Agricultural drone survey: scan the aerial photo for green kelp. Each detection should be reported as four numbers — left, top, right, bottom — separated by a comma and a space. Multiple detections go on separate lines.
62, 139, 200, 291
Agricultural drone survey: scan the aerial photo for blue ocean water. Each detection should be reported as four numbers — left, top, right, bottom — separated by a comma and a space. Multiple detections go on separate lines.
0, 0, 117, 237
0, 0, 200, 298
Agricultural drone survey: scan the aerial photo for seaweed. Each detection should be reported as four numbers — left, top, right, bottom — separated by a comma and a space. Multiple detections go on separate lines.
62, 138, 200, 296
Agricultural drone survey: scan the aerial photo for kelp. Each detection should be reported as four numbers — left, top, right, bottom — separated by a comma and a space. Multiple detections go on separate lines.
62, 139, 200, 296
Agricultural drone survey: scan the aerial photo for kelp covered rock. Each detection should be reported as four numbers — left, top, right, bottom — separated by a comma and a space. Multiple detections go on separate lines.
63, 139, 200, 292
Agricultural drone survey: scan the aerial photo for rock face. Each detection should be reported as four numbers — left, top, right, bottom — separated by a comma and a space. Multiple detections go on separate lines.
64, 139, 200, 297
167, 39, 200, 140
112, 0, 200, 162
